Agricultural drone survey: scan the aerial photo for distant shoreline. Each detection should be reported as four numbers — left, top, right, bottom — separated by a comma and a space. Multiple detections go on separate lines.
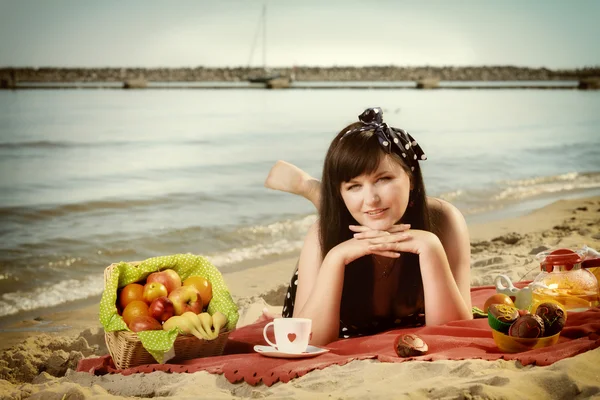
1, 65, 599, 84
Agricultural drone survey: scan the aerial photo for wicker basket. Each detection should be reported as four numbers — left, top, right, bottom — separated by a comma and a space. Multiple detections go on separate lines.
103, 261, 231, 370
105, 329, 230, 370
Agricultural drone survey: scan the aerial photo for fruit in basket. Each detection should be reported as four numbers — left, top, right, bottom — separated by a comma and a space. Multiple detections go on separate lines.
163, 315, 206, 340
182, 311, 213, 339
122, 300, 150, 326
211, 311, 228, 336
148, 296, 175, 322
168, 286, 203, 315
143, 282, 168, 303
483, 293, 514, 313
147, 269, 182, 294
129, 315, 162, 332
119, 283, 145, 309
183, 276, 213, 305
198, 312, 214, 338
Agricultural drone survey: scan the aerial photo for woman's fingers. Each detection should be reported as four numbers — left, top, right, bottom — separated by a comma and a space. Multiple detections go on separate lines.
369, 241, 409, 252
353, 230, 390, 239
371, 250, 401, 258
368, 233, 411, 244
350, 224, 411, 237
349, 225, 370, 232
386, 224, 411, 233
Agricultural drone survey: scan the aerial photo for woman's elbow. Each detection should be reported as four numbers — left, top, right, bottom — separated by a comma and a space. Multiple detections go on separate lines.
309, 330, 339, 346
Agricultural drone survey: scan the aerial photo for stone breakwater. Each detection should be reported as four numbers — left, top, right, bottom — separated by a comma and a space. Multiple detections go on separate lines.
1, 66, 599, 83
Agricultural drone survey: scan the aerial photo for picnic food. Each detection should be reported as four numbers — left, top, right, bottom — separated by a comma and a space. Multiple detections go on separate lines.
143, 282, 168, 303
112, 264, 233, 340
534, 302, 566, 336
183, 276, 213, 305
147, 269, 182, 294
163, 315, 207, 340
148, 297, 175, 322
483, 293, 514, 313
119, 283, 145, 310
181, 312, 212, 339
129, 315, 163, 332
122, 300, 150, 326
211, 311, 228, 336
102, 256, 239, 368
168, 286, 204, 315
508, 314, 545, 338
394, 333, 428, 358
487, 304, 519, 333
486, 294, 566, 351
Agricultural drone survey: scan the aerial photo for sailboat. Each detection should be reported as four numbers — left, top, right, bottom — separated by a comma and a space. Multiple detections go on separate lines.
247, 4, 283, 84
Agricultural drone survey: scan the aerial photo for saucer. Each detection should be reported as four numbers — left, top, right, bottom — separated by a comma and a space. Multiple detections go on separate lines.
253, 345, 329, 359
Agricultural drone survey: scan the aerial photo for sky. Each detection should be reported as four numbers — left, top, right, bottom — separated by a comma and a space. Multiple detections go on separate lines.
0, 0, 599, 69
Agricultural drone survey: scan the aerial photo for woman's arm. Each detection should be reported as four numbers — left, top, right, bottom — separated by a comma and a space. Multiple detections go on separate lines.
292, 222, 345, 345
293, 222, 407, 345
364, 199, 472, 325
431, 199, 472, 313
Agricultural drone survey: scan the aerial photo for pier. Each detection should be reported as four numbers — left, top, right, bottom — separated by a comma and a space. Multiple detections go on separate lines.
2, 81, 589, 90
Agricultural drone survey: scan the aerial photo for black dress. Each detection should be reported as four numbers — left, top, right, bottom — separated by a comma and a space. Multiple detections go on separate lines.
281, 264, 425, 338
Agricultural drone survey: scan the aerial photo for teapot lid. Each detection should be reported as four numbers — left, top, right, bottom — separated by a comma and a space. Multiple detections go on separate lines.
536, 248, 583, 272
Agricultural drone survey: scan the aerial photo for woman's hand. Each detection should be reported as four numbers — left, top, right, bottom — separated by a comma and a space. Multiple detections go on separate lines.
350, 224, 441, 257
332, 224, 412, 265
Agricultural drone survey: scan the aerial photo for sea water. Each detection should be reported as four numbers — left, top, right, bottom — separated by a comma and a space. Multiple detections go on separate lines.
0, 87, 599, 321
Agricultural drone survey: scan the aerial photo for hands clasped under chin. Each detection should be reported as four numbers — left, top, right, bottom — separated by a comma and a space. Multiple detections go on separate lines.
349, 224, 441, 259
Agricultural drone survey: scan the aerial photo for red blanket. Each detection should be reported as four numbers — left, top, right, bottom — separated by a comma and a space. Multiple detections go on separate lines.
78, 285, 600, 386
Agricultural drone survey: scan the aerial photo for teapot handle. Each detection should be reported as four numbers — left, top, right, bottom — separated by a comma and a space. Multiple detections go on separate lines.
494, 274, 519, 294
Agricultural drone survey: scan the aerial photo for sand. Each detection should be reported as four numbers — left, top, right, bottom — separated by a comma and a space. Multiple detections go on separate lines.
1, 196, 599, 399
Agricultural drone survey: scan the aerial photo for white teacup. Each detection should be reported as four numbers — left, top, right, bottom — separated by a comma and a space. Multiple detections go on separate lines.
263, 318, 312, 354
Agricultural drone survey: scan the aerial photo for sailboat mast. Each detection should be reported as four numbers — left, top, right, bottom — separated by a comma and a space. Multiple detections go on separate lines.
262, 4, 267, 71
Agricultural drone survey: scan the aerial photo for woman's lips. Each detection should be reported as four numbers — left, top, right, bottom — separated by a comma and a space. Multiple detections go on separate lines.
365, 208, 388, 217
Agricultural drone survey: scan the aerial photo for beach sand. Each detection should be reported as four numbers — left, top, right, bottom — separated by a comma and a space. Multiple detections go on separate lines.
1, 196, 599, 399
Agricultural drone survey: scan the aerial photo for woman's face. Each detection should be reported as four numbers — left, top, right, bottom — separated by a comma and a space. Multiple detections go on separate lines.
340, 155, 411, 231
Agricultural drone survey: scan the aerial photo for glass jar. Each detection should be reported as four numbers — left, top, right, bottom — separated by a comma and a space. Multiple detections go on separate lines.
531, 248, 600, 312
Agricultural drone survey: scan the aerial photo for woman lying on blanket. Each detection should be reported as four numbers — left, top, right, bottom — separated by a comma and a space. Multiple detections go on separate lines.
264, 107, 473, 345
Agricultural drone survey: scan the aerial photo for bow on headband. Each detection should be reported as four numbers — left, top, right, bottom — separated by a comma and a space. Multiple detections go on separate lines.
342, 107, 427, 171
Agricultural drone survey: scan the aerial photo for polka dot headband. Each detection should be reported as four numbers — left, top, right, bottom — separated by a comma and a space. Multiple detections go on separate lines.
341, 107, 427, 171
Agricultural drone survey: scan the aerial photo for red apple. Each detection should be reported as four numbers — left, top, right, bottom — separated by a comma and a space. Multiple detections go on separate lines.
129, 315, 162, 332
147, 269, 182, 294
168, 286, 203, 315
143, 282, 168, 304
118, 283, 145, 310
148, 296, 175, 322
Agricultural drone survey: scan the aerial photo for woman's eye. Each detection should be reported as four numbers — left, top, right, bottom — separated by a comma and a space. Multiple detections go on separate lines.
347, 184, 360, 191
377, 177, 390, 183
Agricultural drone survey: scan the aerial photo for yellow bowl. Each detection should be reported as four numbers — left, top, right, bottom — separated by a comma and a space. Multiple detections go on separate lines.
491, 329, 560, 353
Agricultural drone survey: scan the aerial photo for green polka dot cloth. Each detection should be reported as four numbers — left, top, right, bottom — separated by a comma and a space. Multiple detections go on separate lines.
99, 254, 239, 364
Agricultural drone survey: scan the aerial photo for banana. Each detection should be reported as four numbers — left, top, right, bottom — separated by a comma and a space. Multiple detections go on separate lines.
163, 315, 205, 340
198, 312, 215, 339
211, 311, 228, 337
181, 312, 212, 340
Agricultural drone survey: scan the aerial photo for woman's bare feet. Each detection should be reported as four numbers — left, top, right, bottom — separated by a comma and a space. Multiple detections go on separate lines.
264, 160, 321, 209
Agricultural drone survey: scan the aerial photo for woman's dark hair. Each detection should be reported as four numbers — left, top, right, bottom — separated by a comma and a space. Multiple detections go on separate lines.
319, 121, 431, 329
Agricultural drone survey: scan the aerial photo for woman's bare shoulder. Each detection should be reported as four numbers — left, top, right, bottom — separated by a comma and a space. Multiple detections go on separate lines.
426, 197, 468, 238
